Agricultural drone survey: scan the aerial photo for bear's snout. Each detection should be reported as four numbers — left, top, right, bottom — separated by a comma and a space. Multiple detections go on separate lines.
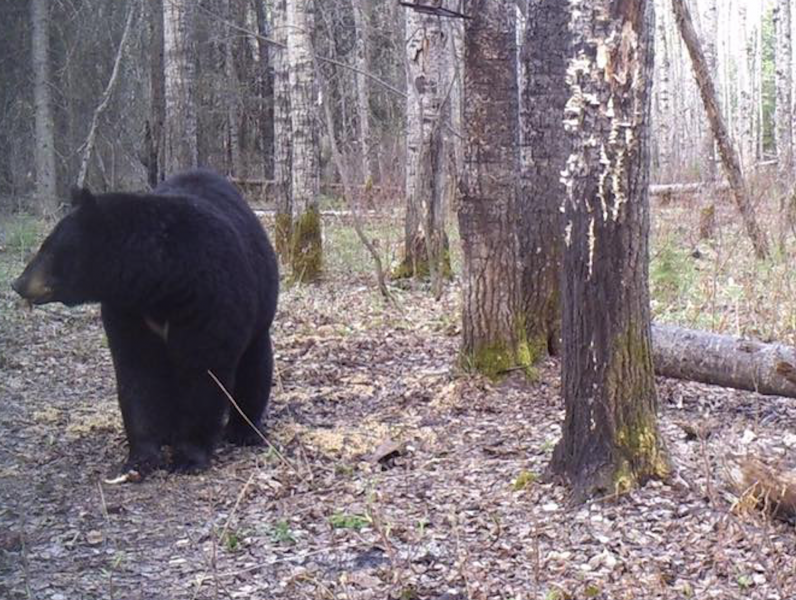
12, 265, 53, 304
11, 275, 24, 296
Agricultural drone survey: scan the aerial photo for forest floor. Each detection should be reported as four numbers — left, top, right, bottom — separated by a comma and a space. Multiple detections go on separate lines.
2, 194, 796, 600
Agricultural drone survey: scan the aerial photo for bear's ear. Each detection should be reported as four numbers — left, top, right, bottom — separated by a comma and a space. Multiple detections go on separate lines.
70, 187, 97, 211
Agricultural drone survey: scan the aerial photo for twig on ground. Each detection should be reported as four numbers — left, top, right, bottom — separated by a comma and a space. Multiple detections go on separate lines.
208, 369, 302, 478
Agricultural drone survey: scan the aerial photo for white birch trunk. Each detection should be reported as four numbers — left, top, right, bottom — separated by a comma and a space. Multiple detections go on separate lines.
163, 0, 198, 174
224, 0, 242, 177
351, 0, 372, 183
703, 0, 719, 180
775, 0, 793, 179
287, 0, 321, 281
272, 0, 293, 255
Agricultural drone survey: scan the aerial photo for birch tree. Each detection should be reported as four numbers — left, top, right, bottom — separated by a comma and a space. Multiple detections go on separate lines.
398, 2, 452, 286
703, 0, 719, 180
287, 0, 322, 281
775, 0, 793, 179
224, 0, 243, 177
351, 0, 373, 183
458, 0, 527, 376
31, 0, 57, 214
551, 0, 669, 500
162, 0, 198, 174
271, 0, 293, 258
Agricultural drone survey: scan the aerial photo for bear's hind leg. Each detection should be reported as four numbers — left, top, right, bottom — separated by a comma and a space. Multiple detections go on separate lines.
102, 306, 175, 477
225, 331, 273, 446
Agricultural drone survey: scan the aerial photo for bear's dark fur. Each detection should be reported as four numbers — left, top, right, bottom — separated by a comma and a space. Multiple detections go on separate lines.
13, 169, 279, 476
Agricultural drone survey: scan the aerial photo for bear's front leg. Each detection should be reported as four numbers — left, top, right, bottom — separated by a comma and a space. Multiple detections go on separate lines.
102, 306, 175, 480
171, 367, 232, 473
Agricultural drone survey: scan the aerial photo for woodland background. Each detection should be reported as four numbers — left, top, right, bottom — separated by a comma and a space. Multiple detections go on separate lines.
4, 1, 796, 599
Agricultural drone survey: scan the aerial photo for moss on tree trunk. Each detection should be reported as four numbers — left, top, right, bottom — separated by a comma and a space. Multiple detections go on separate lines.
290, 207, 322, 282
393, 235, 452, 281
462, 318, 539, 380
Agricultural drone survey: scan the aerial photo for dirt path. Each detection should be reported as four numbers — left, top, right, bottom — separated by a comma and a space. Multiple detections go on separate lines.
2, 269, 796, 599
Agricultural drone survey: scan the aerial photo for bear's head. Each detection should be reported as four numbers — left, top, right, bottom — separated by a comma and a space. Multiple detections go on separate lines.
12, 188, 100, 307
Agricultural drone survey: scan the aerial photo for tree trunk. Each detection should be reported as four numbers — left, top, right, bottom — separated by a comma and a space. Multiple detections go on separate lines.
551, 0, 669, 501
224, 0, 243, 178
458, 0, 526, 377
272, 0, 293, 259
162, 0, 198, 175
653, 0, 673, 182
702, 0, 719, 181
398, 2, 452, 287
31, 0, 57, 215
146, 0, 166, 188
252, 0, 274, 179
351, 0, 373, 183
287, 0, 322, 282
652, 324, 796, 398
737, 4, 755, 170
517, 0, 568, 361
775, 0, 793, 181
671, 0, 769, 260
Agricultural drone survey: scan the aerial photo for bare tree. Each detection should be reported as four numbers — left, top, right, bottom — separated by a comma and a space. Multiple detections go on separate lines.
458, 0, 526, 377
671, 0, 770, 259
31, 0, 57, 214
163, 0, 198, 174
287, 0, 322, 282
551, 0, 669, 500
77, 4, 138, 188
398, 2, 452, 289
518, 0, 569, 360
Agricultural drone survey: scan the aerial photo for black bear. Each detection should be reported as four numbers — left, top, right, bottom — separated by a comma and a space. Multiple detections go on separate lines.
12, 169, 279, 479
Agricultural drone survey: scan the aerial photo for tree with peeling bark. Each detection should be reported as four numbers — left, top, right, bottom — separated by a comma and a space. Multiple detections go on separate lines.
162, 0, 197, 175
31, 0, 57, 215
670, 0, 769, 260
398, 1, 453, 289
458, 0, 527, 377
551, 0, 669, 500
287, 0, 322, 282
518, 0, 569, 361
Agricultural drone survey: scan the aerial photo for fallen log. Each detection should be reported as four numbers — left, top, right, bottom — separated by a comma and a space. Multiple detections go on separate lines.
650, 182, 729, 196
723, 453, 796, 521
652, 324, 796, 398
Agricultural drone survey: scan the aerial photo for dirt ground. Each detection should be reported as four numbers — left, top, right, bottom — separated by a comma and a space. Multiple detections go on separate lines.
2, 238, 796, 600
